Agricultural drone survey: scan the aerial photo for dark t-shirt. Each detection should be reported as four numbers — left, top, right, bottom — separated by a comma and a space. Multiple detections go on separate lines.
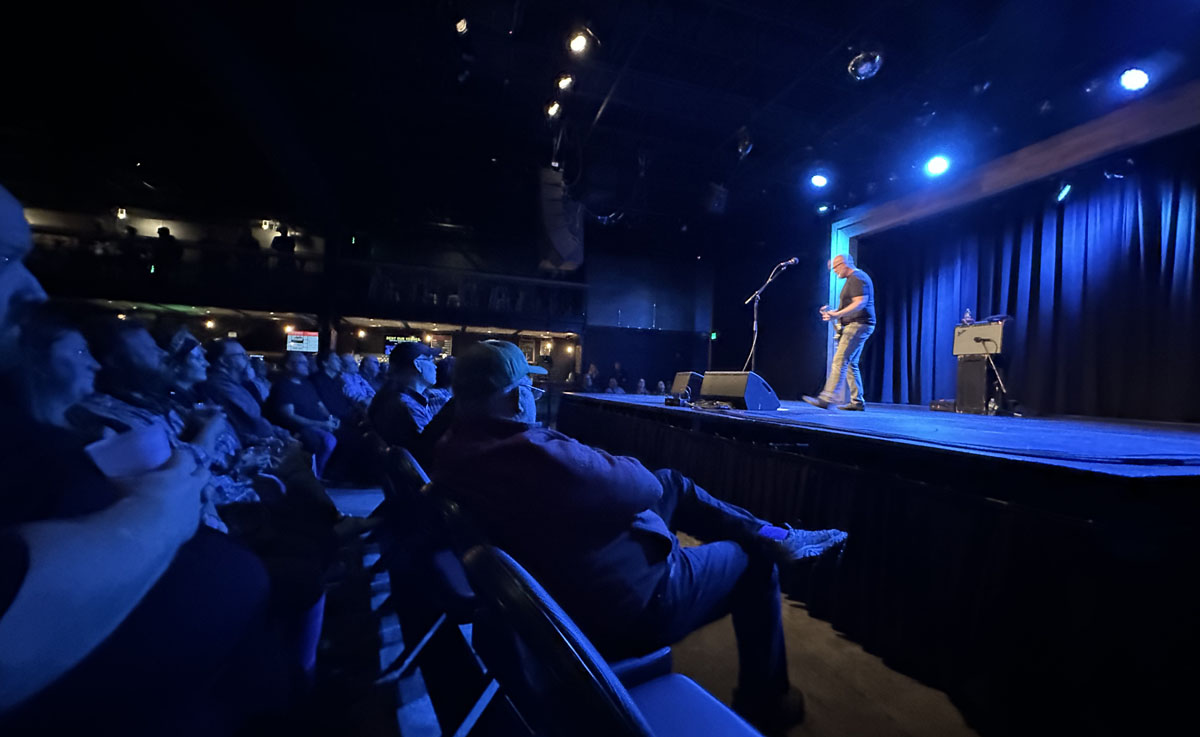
267, 376, 328, 425
310, 373, 354, 421
838, 268, 876, 326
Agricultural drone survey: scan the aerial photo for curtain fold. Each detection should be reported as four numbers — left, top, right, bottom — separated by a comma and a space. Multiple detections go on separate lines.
862, 147, 1200, 422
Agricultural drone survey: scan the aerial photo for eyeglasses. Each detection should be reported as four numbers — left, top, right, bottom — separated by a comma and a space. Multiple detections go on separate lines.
526, 385, 546, 401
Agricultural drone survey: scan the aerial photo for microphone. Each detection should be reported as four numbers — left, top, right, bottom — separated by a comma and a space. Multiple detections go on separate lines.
778, 257, 799, 267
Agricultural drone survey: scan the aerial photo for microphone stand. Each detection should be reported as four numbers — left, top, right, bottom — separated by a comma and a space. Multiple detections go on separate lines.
742, 262, 789, 372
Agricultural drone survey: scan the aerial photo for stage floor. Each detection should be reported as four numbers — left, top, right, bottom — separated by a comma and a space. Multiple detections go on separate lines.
565, 395, 1200, 478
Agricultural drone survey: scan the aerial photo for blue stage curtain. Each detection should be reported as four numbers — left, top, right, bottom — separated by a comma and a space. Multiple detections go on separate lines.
862, 144, 1199, 421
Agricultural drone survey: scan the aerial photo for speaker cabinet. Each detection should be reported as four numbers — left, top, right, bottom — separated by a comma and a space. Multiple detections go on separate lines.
955, 355, 989, 414
699, 371, 781, 411
670, 371, 705, 400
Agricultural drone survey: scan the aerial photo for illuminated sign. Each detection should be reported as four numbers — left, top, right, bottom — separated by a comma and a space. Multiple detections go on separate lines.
285, 331, 319, 352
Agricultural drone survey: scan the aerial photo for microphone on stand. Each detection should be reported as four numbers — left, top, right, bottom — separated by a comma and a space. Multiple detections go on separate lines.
778, 257, 799, 267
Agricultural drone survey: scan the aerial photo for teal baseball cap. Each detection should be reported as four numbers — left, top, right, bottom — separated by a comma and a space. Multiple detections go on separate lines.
454, 340, 547, 399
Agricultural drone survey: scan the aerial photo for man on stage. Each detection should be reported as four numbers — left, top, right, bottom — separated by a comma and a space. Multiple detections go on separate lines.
803, 253, 875, 411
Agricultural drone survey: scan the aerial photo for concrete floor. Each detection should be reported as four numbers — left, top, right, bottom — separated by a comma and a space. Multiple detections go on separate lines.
672, 596, 979, 737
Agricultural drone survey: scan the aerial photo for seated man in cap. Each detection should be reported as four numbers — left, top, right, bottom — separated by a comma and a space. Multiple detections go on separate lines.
435, 340, 848, 733
368, 341, 450, 468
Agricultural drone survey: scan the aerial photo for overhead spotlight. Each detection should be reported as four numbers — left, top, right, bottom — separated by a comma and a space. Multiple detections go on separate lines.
557, 74, 574, 90
284, 324, 294, 333
204, 320, 216, 329
569, 31, 589, 54
1056, 183, 1072, 203
546, 100, 562, 118
116, 208, 127, 220
810, 174, 829, 188
848, 50, 883, 81
924, 155, 950, 177
357, 329, 367, 338
1119, 68, 1149, 91
456, 18, 468, 35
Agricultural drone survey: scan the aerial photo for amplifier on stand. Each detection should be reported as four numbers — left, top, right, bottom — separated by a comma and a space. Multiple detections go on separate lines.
952, 318, 1012, 415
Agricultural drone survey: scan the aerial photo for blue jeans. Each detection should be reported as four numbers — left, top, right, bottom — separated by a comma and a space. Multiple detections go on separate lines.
821, 321, 874, 406
631, 470, 789, 699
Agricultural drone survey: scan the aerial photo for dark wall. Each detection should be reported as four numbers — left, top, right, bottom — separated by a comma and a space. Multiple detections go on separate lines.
707, 200, 832, 400
581, 326, 708, 392
585, 248, 713, 332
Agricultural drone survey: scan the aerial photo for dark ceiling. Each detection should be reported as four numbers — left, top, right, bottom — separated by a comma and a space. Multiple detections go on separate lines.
2, 0, 1197, 242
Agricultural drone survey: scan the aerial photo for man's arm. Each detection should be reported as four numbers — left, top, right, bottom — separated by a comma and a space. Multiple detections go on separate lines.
824, 296, 866, 320
277, 402, 335, 432
0, 451, 206, 710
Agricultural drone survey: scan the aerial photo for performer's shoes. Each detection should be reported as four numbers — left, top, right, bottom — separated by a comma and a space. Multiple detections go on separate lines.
801, 395, 831, 409
836, 403, 865, 411
765, 526, 849, 564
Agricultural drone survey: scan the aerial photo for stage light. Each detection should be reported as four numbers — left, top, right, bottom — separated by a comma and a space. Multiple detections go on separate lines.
284, 324, 294, 333
456, 18, 468, 35
924, 155, 950, 177
116, 313, 127, 320
810, 174, 828, 188
357, 329, 366, 338
557, 74, 574, 90
848, 50, 883, 81
546, 101, 561, 118
1056, 183, 1072, 202
569, 31, 589, 54
1119, 68, 1149, 91
817, 204, 830, 214
204, 320, 216, 329
116, 208, 127, 220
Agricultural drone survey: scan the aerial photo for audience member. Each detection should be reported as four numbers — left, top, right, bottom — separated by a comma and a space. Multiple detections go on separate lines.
267, 352, 339, 478
0, 184, 287, 732
581, 373, 595, 392
204, 340, 289, 446
435, 340, 849, 733
604, 377, 626, 394
610, 360, 628, 389
586, 362, 600, 384
359, 355, 384, 393
338, 352, 376, 405
425, 355, 455, 417
270, 224, 296, 271
368, 341, 445, 467
310, 353, 357, 422
634, 378, 649, 395
154, 226, 182, 270
656, 380, 667, 395
247, 356, 272, 403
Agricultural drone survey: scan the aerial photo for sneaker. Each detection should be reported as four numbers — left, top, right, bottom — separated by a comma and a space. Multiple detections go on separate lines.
801, 395, 831, 409
836, 402, 865, 411
732, 686, 807, 735
766, 526, 848, 564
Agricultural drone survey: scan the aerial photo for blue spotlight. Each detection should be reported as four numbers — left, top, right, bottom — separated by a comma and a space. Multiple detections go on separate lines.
810, 174, 829, 188
1056, 183, 1072, 202
924, 155, 950, 177
1119, 68, 1149, 91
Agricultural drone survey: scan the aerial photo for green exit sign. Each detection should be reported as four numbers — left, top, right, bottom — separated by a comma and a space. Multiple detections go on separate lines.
710, 331, 718, 341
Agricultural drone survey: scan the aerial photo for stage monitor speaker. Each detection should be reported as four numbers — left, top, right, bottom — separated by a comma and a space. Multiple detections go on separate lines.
670, 371, 704, 400
699, 371, 781, 411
